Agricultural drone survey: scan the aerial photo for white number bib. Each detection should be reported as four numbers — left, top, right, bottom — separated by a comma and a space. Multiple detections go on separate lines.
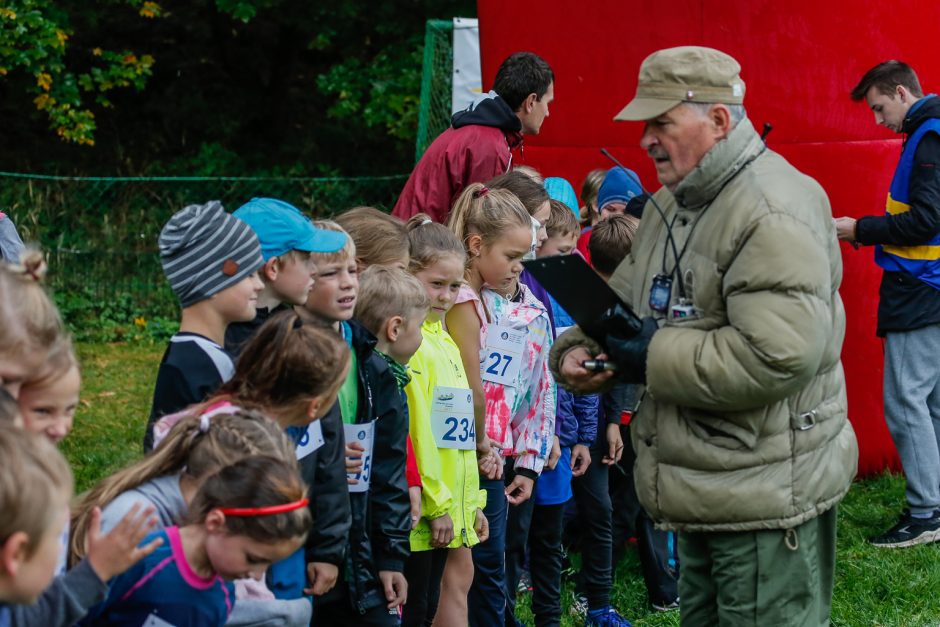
344, 420, 376, 493
431, 386, 476, 450
295, 420, 325, 461
481, 324, 524, 387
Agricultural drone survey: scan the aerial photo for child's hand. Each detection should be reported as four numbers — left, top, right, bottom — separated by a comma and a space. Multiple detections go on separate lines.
86, 504, 163, 581
547, 435, 561, 470
345, 442, 365, 485
304, 561, 339, 596
505, 473, 535, 506
408, 486, 422, 529
477, 439, 503, 480
428, 513, 454, 548
602, 423, 624, 466
571, 443, 592, 477
474, 508, 489, 543
378, 570, 408, 609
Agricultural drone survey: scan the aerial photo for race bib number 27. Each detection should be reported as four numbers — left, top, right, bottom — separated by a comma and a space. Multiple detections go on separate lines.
431, 386, 476, 450
481, 324, 524, 387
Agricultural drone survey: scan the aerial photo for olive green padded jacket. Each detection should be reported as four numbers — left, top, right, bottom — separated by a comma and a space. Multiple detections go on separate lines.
551, 118, 858, 532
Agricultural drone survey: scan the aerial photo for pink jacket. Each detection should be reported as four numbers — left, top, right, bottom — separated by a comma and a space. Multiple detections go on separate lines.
455, 284, 556, 474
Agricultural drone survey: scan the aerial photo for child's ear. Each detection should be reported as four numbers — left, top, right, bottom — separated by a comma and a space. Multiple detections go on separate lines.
262, 257, 280, 282
204, 509, 227, 534
386, 315, 404, 342
306, 397, 322, 420
467, 234, 483, 258
0, 531, 31, 576
355, 259, 367, 274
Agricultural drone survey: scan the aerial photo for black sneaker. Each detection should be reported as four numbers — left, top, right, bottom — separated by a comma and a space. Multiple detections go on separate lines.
870, 510, 940, 548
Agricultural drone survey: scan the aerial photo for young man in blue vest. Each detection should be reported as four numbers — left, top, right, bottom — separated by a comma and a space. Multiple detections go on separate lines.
836, 60, 940, 547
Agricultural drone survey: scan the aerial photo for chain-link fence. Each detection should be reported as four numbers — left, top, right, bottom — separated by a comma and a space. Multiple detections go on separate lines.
415, 19, 453, 162
1, 171, 407, 334
2, 17, 454, 338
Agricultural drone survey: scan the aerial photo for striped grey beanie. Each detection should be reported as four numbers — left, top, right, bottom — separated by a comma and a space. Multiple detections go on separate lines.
159, 201, 264, 307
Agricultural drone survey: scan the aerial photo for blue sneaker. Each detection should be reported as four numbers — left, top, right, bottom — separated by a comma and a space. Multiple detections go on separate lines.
585, 606, 633, 627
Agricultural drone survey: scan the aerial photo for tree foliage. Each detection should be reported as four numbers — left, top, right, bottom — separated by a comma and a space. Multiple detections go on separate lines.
0, 0, 474, 175
0, 0, 155, 145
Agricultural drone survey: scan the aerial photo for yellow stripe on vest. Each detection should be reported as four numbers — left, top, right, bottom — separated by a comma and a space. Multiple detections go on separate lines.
882, 244, 940, 260
885, 196, 911, 215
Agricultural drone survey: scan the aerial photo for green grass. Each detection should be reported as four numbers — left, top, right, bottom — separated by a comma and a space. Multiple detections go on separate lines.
65, 342, 940, 626
63, 342, 163, 492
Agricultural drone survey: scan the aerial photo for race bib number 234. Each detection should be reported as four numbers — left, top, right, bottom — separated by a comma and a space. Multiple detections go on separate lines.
430, 386, 476, 450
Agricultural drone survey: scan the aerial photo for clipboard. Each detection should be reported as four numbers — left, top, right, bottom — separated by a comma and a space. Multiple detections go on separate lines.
523, 255, 641, 344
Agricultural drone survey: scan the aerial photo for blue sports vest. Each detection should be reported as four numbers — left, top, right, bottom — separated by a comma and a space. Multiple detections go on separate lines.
875, 117, 940, 289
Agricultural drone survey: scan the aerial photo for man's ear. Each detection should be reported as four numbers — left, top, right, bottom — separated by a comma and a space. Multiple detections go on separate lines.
897, 85, 917, 104
709, 104, 733, 139
262, 257, 279, 282
522, 92, 538, 114
0, 531, 30, 577
386, 315, 404, 342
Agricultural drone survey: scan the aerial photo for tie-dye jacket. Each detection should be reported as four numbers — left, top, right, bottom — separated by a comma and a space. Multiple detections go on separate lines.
455, 283, 556, 474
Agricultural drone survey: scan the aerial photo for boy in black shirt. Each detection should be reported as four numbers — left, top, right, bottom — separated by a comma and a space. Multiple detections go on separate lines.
143, 201, 264, 451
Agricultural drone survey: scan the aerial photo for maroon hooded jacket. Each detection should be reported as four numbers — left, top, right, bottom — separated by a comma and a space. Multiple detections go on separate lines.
393, 92, 523, 223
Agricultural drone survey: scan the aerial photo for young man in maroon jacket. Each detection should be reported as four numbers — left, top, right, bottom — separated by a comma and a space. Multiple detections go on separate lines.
393, 51, 554, 224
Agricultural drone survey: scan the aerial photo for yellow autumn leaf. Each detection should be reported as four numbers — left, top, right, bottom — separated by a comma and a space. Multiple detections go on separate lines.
122, 54, 137, 65
0, 8, 16, 19
92, 47, 102, 57
36, 72, 52, 91
55, 29, 68, 46
139, 1, 161, 18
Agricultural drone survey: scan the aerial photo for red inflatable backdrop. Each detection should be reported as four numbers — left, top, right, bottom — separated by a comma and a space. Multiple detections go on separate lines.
477, 0, 940, 477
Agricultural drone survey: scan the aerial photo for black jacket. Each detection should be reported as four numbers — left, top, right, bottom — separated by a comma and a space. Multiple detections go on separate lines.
300, 400, 352, 569
857, 95, 940, 335
319, 320, 411, 614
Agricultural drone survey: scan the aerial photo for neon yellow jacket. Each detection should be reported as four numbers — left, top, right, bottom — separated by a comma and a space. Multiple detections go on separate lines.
406, 318, 486, 551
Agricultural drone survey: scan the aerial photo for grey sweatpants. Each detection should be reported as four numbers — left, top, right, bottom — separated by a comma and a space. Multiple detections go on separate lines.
884, 323, 940, 514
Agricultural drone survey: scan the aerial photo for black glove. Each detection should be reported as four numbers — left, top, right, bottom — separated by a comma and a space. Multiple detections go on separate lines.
606, 316, 658, 383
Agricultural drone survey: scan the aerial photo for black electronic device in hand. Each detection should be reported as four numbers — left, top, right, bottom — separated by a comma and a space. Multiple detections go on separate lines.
522, 255, 642, 345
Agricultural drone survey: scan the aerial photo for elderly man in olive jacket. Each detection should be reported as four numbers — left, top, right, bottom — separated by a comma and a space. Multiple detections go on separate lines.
550, 47, 858, 626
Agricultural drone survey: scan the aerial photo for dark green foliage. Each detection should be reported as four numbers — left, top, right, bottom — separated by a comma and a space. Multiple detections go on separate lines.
0, 0, 476, 176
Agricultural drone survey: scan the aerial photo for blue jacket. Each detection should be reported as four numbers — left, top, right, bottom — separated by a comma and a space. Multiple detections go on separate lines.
857, 94, 940, 334
544, 286, 599, 447
557, 387, 598, 448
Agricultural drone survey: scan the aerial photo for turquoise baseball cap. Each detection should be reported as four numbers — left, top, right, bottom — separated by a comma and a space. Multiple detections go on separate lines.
234, 198, 347, 260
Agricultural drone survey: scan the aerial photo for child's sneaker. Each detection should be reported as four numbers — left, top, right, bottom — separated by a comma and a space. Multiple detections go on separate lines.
569, 593, 589, 619
651, 598, 680, 612
870, 509, 940, 548
517, 569, 533, 594
585, 606, 633, 627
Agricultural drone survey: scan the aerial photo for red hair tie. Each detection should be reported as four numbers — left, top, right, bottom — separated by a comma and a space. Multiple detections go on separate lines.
474, 186, 490, 199
219, 498, 309, 517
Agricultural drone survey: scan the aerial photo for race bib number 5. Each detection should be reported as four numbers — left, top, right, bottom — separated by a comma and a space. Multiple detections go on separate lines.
481, 324, 524, 387
344, 420, 376, 493
431, 386, 476, 450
